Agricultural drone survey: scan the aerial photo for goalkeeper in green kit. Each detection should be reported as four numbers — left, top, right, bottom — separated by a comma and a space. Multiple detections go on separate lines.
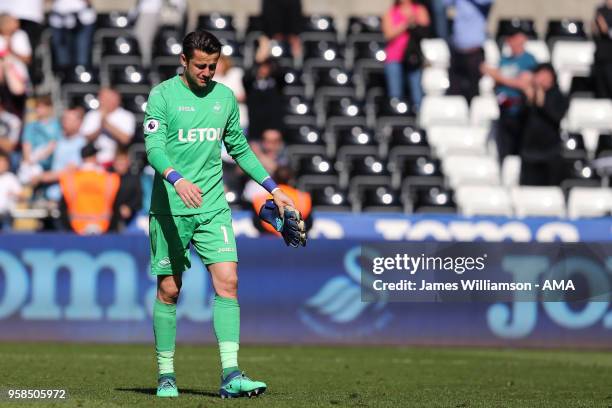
144, 29, 306, 399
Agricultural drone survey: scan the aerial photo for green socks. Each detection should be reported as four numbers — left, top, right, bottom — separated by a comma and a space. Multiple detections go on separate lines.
213, 295, 240, 378
153, 299, 177, 377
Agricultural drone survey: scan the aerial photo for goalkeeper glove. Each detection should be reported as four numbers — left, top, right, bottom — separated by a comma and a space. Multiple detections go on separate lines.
259, 199, 307, 247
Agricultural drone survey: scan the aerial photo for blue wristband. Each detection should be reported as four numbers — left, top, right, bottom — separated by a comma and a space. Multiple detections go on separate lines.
166, 170, 184, 185
262, 177, 279, 193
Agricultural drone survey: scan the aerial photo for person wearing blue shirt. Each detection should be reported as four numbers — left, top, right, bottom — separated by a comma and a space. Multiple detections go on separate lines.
481, 27, 537, 164
19, 96, 62, 185
446, 0, 494, 103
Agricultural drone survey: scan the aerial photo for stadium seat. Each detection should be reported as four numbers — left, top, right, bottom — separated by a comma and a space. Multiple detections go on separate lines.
511, 186, 566, 218
153, 26, 183, 58
546, 19, 587, 44
560, 131, 587, 159
568, 75, 596, 98
427, 126, 489, 158
121, 91, 149, 115
443, 155, 500, 188
421, 67, 450, 96
479, 74, 495, 96
409, 185, 456, 214
567, 187, 612, 219
366, 94, 414, 129
552, 41, 595, 93
560, 158, 601, 192
97, 11, 131, 30
65, 89, 101, 112
101, 35, 141, 58
484, 39, 500, 67
566, 98, 612, 132
393, 154, 444, 190
502, 40, 550, 63
281, 68, 307, 97
108, 64, 150, 86
501, 155, 521, 187
219, 38, 245, 67
347, 15, 382, 36
496, 18, 537, 41
596, 133, 612, 158
293, 152, 336, 178
308, 184, 351, 212
152, 59, 182, 83
421, 38, 450, 69
384, 124, 430, 160
284, 95, 314, 117
303, 39, 343, 63
334, 125, 378, 157
284, 124, 325, 148
342, 154, 390, 191
303, 14, 337, 34
456, 185, 513, 217
348, 38, 386, 68
470, 95, 499, 126
246, 15, 264, 34
196, 13, 236, 40
323, 97, 364, 130
357, 185, 403, 213
419, 96, 469, 128
60, 65, 99, 85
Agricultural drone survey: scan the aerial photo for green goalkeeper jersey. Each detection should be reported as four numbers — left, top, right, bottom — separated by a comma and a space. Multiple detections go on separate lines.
144, 75, 270, 215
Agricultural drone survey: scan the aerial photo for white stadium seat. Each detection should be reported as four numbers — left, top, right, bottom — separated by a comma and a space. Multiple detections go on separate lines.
456, 185, 513, 217
567, 187, 612, 219
421, 38, 450, 69
479, 74, 495, 96
421, 67, 450, 96
501, 155, 521, 187
470, 95, 499, 126
511, 186, 566, 218
502, 40, 550, 63
566, 98, 612, 132
443, 154, 500, 188
428, 126, 489, 158
418, 95, 469, 128
484, 39, 500, 67
552, 41, 595, 93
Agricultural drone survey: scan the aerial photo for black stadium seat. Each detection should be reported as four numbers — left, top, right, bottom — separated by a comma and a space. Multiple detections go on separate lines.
308, 184, 351, 212
409, 185, 456, 214
560, 131, 587, 159
359, 185, 403, 213
560, 158, 601, 193
496, 18, 537, 41
546, 19, 586, 43
347, 15, 382, 36
102, 36, 141, 58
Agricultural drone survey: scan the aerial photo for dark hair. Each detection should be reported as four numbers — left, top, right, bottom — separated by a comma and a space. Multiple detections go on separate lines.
533, 63, 557, 85
81, 142, 98, 159
36, 94, 53, 106
182, 30, 222, 60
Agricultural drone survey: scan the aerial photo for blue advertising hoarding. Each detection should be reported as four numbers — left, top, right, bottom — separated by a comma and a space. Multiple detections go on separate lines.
2, 233, 612, 347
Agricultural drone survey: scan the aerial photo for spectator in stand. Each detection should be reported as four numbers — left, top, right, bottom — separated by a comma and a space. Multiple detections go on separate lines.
242, 128, 288, 201
481, 27, 537, 164
131, 0, 186, 68
519, 63, 568, 186
33, 106, 86, 201
244, 59, 284, 140
0, 13, 31, 117
18, 95, 62, 184
110, 147, 142, 231
0, 99, 22, 156
81, 87, 136, 167
251, 165, 312, 235
0, 1, 45, 84
429, 0, 449, 41
215, 55, 248, 130
0, 150, 22, 227
49, 0, 96, 70
257, 0, 303, 62
446, 0, 494, 104
382, 0, 430, 111
59, 142, 120, 235
593, 0, 612, 99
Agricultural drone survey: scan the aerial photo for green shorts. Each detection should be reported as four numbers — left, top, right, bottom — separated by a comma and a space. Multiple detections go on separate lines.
149, 207, 238, 275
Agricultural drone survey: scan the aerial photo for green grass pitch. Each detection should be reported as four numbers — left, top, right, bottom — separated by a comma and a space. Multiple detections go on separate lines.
1, 343, 611, 407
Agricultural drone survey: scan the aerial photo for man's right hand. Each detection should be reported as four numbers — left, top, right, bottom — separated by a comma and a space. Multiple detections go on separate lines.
174, 179, 203, 208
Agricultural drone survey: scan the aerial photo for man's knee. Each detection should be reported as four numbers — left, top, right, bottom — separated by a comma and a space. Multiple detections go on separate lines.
157, 277, 181, 304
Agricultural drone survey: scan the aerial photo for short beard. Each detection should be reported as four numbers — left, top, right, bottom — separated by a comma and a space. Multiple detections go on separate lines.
185, 70, 207, 91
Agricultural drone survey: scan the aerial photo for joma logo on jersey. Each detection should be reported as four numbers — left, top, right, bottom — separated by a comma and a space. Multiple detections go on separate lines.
178, 128, 224, 142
